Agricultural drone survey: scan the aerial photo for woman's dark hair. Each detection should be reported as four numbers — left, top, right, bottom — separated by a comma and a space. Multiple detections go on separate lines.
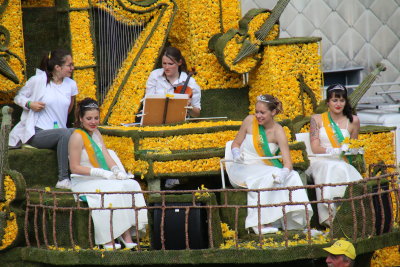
256, 94, 283, 115
326, 83, 353, 123
163, 46, 187, 73
74, 97, 100, 128
39, 49, 71, 84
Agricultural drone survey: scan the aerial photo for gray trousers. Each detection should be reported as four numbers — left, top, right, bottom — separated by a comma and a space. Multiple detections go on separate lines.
28, 127, 74, 181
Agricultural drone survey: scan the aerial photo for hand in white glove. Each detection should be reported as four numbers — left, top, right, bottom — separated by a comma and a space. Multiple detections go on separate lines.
90, 168, 115, 179
340, 144, 349, 152
232, 147, 244, 163
111, 165, 129, 180
325, 147, 342, 155
272, 168, 290, 184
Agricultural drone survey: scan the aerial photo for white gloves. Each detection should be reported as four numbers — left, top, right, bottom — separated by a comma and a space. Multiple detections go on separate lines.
232, 147, 244, 163
111, 166, 129, 180
272, 167, 290, 184
90, 168, 115, 179
325, 147, 342, 155
341, 144, 349, 152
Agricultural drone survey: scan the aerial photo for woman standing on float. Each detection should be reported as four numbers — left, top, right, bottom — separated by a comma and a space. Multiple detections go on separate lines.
69, 98, 148, 249
307, 84, 363, 226
9, 49, 77, 189
226, 94, 313, 234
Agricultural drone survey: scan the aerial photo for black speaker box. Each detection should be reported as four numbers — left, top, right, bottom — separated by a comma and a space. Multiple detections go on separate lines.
151, 202, 208, 250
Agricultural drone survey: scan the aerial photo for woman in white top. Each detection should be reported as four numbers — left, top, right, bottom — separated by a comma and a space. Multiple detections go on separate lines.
68, 98, 148, 250
308, 84, 362, 226
8, 49, 78, 189
146, 46, 202, 189
146, 46, 201, 118
226, 94, 313, 234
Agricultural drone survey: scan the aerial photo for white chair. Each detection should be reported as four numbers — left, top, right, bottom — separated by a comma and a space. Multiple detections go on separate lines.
220, 141, 282, 189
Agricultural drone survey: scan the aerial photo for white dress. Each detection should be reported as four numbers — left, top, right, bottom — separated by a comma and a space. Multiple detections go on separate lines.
70, 132, 148, 245
306, 126, 363, 225
225, 135, 313, 230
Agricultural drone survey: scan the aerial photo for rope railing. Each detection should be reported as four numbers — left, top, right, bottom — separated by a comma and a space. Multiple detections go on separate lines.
24, 172, 399, 251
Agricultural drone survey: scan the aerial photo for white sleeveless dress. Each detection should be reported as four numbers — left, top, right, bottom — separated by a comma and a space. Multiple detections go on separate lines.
306, 126, 363, 225
225, 134, 313, 230
70, 132, 148, 245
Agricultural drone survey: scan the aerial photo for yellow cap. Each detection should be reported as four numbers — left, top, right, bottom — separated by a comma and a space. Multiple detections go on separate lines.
323, 240, 356, 260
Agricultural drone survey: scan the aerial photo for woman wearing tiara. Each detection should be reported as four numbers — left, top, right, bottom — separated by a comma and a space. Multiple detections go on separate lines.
225, 94, 313, 234
307, 84, 363, 226
69, 98, 148, 250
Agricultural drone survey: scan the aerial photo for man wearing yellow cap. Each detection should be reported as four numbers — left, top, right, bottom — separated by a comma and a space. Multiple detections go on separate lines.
323, 240, 356, 267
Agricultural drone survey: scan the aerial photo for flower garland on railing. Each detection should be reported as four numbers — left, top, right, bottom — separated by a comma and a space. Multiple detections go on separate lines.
0, 175, 18, 250
249, 41, 323, 120
168, 0, 243, 90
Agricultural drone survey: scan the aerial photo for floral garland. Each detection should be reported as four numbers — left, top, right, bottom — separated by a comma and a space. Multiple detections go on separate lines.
0, 175, 18, 250
249, 42, 323, 120
21, 0, 55, 7
0, 0, 26, 95
153, 157, 221, 174
100, 120, 242, 132
139, 131, 237, 151
102, 135, 149, 176
168, 0, 243, 90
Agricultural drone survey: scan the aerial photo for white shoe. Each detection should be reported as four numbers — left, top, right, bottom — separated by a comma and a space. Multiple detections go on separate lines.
56, 179, 71, 190
252, 226, 279, 235
103, 243, 121, 250
165, 179, 180, 189
117, 236, 137, 249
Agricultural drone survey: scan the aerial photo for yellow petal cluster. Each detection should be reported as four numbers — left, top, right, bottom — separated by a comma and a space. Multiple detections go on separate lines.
169, 0, 243, 89
100, 120, 242, 132
153, 157, 221, 174
220, 227, 332, 249
0, 0, 26, 95
289, 150, 304, 164
21, 0, 54, 7
194, 184, 211, 199
371, 245, 400, 267
249, 42, 323, 120
0, 176, 18, 250
139, 130, 237, 151
102, 135, 149, 175
73, 68, 97, 102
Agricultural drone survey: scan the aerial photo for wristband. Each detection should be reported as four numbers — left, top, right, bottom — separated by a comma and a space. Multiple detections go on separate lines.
26, 101, 31, 109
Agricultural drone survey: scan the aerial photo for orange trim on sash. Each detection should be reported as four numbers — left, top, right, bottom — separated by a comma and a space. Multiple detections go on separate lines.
75, 129, 100, 168
252, 117, 273, 166
321, 112, 340, 148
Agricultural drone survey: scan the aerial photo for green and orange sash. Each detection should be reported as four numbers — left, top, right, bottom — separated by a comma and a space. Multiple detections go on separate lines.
321, 112, 349, 162
75, 129, 109, 170
252, 117, 282, 168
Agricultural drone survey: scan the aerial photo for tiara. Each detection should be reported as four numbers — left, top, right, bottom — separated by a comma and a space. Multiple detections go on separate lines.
257, 95, 271, 103
83, 103, 99, 109
328, 84, 346, 91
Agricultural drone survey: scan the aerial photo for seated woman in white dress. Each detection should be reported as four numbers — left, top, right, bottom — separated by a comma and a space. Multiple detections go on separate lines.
226, 94, 313, 234
307, 84, 363, 227
68, 98, 148, 250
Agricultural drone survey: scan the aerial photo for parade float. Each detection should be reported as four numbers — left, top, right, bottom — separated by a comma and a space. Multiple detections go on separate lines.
0, 0, 399, 266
